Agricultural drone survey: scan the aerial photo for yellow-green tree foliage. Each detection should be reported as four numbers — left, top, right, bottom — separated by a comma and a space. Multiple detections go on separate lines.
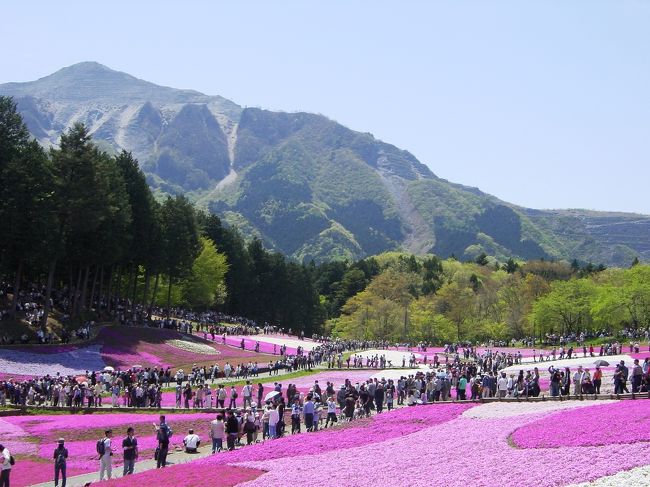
331, 253, 650, 343
153, 237, 228, 309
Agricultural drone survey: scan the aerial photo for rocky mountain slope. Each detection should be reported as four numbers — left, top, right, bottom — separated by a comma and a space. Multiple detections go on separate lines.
1, 62, 647, 265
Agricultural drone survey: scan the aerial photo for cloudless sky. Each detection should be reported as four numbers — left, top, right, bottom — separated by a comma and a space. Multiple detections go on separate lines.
2, 1, 649, 213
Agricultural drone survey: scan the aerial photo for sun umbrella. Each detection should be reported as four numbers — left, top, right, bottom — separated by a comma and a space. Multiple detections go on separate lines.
132, 364, 143, 369
593, 359, 609, 367
264, 391, 280, 402
103, 366, 115, 372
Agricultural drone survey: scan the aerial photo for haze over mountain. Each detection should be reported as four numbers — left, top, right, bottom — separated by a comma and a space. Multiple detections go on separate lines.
1, 62, 648, 266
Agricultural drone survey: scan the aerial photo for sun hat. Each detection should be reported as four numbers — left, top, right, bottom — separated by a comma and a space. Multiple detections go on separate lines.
58, 438, 65, 443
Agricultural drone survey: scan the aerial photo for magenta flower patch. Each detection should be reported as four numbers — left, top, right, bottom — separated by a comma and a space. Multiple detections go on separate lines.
511, 400, 650, 449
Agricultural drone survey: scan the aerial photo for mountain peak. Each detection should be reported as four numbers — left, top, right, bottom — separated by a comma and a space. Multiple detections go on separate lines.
0, 61, 211, 105
59, 61, 114, 72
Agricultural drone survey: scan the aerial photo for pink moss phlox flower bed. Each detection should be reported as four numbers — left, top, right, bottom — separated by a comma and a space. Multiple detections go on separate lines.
2, 412, 217, 475
262, 370, 378, 393
511, 400, 650, 449
196, 403, 471, 466
10, 459, 88, 487
104, 464, 263, 487
99, 327, 214, 369
629, 352, 650, 361
235, 407, 650, 487
98, 400, 650, 487
385, 346, 538, 361
104, 402, 472, 487
221, 335, 298, 355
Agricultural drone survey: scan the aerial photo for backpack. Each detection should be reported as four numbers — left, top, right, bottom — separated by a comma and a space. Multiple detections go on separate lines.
56, 449, 66, 466
232, 391, 238, 399
157, 424, 171, 442
96, 439, 105, 456
9, 455, 15, 466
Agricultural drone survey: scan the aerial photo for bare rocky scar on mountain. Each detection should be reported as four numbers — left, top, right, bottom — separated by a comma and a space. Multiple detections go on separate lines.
1, 61, 648, 266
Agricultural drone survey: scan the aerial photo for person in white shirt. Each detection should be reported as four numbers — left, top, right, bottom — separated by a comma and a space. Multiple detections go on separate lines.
0, 444, 12, 487
209, 415, 225, 453
99, 430, 113, 481
242, 381, 253, 408
268, 405, 280, 439
497, 373, 509, 398
325, 397, 338, 428
183, 429, 201, 453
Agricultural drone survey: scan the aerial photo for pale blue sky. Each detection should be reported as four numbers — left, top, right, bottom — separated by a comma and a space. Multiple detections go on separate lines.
2, 1, 649, 213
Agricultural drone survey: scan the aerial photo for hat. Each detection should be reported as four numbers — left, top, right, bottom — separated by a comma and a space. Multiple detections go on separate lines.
58, 438, 65, 443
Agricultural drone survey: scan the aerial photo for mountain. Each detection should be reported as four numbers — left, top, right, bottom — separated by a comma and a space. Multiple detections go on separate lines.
1, 62, 647, 266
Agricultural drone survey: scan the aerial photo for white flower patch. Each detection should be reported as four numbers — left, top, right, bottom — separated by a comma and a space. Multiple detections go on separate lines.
240, 334, 322, 351
509, 354, 635, 372
567, 464, 650, 487
0, 345, 105, 376
165, 339, 219, 355
462, 399, 618, 419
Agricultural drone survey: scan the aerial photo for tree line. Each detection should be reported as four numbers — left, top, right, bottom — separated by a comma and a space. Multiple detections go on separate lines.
327, 252, 648, 343
0, 97, 320, 334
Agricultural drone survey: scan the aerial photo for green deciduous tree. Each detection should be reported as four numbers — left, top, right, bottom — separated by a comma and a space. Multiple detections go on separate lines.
182, 237, 228, 309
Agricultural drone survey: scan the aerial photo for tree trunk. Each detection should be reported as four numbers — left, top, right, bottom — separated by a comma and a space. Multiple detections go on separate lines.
89, 265, 99, 314
114, 265, 123, 308
71, 267, 83, 319
142, 270, 151, 308
148, 273, 159, 323
97, 266, 105, 315
125, 265, 134, 310
11, 260, 23, 319
80, 266, 90, 312
41, 259, 57, 328
106, 265, 114, 314
166, 276, 173, 318
131, 265, 138, 308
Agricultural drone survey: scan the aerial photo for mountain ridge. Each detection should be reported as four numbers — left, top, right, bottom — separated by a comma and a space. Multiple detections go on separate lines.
1, 62, 647, 266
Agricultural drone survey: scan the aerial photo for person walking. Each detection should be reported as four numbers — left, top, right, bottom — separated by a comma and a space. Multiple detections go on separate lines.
217, 385, 226, 408
268, 404, 280, 439
154, 415, 172, 468
257, 383, 264, 407
242, 381, 253, 408
229, 386, 238, 409
593, 366, 602, 394
325, 396, 338, 427
225, 410, 239, 451
122, 427, 138, 476
53, 438, 68, 487
303, 394, 315, 432
209, 414, 225, 453
98, 430, 113, 481
0, 444, 12, 487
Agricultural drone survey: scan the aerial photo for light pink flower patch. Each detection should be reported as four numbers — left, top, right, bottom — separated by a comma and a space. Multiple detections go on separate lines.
511, 400, 650, 449
236, 410, 650, 487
